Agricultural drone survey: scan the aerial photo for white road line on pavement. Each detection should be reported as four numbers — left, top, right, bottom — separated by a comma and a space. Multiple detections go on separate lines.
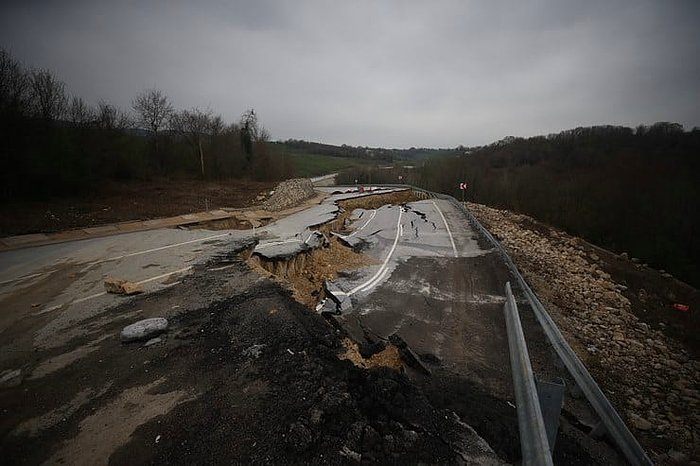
209, 263, 237, 272
359, 266, 390, 293
255, 238, 303, 249
34, 266, 194, 315
0, 271, 47, 287
135, 266, 193, 285
81, 232, 231, 270
348, 207, 403, 296
347, 209, 377, 238
432, 201, 458, 258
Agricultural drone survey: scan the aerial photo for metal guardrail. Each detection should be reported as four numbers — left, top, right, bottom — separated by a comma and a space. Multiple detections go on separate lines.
446, 195, 653, 466
504, 281, 554, 466
356, 184, 653, 465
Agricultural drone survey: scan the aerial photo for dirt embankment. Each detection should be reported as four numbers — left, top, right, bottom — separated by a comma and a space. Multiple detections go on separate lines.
0, 178, 276, 236
468, 202, 700, 464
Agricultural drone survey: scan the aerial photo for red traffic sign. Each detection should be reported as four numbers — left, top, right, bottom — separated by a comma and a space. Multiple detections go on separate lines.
459, 182, 467, 190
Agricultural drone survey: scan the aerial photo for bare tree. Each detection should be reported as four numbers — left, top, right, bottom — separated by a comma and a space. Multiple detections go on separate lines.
68, 96, 95, 128
96, 101, 132, 131
0, 48, 30, 116
30, 69, 67, 121
171, 107, 215, 176
132, 88, 173, 162
132, 88, 172, 135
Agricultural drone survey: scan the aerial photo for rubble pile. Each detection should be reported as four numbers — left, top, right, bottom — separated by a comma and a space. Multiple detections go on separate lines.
262, 178, 315, 211
468, 202, 699, 463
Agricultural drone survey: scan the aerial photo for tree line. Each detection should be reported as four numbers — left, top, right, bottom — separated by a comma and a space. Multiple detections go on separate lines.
0, 48, 293, 200
423, 124, 699, 288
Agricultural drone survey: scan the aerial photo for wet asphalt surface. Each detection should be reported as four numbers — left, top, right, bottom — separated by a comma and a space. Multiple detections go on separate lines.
0, 188, 623, 464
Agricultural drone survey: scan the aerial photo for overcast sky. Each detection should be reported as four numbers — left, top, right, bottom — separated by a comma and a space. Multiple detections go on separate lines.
1, 0, 698, 148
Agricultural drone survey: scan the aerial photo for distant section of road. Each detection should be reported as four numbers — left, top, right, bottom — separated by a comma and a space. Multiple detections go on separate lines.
310, 172, 338, 186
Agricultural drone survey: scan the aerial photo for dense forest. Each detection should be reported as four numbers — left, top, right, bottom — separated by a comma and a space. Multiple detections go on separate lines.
0, 48, 294, 201
341, 125, 700, 288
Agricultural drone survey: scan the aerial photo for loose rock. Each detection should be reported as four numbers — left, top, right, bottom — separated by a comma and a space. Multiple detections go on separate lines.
104, 277, 143, 295
121, 318, 169, 343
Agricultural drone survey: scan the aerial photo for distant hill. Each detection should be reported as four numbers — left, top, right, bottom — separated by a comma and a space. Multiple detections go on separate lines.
271, 139, 459, 162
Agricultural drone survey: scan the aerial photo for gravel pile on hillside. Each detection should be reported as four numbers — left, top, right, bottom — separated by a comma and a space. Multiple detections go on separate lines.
263, 178, 315, 211
467, 202, 700, 464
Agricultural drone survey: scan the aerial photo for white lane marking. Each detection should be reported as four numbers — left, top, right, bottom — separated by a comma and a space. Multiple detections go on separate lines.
303, 231, 318, 244
135, 266, 193, 285
35, 266, 194, 315
346, 209, 377, 238
432, 201, 458, 258
0, 271, 47, 287
348, 207, 403, 296
209, 264, 237, 272
81, 232, 231, 270
2, 233, 231, 286
359, 266, 390, 293
255, 238, 303, 249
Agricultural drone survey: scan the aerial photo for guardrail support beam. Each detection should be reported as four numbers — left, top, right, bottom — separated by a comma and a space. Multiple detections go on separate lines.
504, 282, 554, 466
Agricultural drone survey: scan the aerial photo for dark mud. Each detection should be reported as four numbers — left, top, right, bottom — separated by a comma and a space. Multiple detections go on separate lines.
0, 252, 500, 464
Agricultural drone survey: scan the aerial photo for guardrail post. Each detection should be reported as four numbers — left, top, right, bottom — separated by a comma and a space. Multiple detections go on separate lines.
536, 377, 565, 451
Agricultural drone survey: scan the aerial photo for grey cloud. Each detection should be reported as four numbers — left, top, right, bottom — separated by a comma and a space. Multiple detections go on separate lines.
1, 0, 698, 147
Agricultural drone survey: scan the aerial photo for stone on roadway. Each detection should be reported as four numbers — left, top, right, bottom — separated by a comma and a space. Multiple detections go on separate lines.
104, 277, 143, 295
121, 318, 169, 343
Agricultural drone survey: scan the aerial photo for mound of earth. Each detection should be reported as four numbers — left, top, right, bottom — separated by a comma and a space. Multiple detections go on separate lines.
263, 178, 315, 211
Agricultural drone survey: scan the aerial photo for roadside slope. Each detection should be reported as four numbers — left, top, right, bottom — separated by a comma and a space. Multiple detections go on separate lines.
468, 202, 699, 464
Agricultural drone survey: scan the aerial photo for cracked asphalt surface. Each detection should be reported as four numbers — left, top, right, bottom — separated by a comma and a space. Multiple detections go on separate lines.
0, 186, 619, 464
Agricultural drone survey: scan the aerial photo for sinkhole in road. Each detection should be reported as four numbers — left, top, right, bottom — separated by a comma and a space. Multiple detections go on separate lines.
243, 190, 422, 310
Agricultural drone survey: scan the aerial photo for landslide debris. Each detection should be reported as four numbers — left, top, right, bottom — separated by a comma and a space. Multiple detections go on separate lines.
248, 235, 377, 308
262, 178, 315, 211
247, 190, 420, 309
468, 202, 700, 464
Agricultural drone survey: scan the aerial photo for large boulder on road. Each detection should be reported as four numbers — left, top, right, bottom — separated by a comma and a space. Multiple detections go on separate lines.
121, 318, 168, 343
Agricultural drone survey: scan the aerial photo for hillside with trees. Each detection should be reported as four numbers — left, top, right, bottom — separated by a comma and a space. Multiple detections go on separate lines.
0, 48, 293, 202
416, 125, 699, 288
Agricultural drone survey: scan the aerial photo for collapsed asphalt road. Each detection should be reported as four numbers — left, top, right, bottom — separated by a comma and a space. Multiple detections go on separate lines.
0, 244, 505, 464
0, 186, 626, 464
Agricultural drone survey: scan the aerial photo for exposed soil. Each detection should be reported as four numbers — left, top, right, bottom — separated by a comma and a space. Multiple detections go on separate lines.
245, 190, 420, 310
0, 178, 276, 236
248, 236, 378, 308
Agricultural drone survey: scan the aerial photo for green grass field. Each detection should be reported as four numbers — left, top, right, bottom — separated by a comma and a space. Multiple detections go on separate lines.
272, 146, 375, 177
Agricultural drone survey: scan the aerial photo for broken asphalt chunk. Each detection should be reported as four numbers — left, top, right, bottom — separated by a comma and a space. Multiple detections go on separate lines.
388, 334, 431, 376
324, 281, 352, 314
104, 276, 143, 295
